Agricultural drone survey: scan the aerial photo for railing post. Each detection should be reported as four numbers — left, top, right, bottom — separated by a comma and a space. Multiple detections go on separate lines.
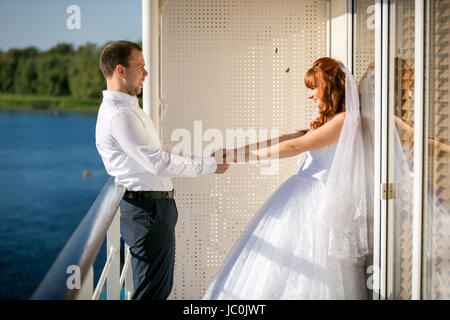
76, 266, 93, 300
31, 178, 126, 300
106, 209, 121, 299
124, 243, 134, 300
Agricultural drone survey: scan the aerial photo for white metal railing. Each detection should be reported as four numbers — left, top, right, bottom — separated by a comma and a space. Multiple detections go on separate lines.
31, 177, 134, 300
87, 211, 133, 300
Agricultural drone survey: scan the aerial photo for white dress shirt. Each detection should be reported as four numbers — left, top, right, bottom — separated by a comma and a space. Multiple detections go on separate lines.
95, 90, 217, 191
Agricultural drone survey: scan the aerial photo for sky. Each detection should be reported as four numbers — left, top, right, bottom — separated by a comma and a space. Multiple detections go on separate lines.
0, 0, 141, 51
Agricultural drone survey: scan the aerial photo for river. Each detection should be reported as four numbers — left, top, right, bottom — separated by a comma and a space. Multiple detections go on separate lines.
0, 111, 109, 299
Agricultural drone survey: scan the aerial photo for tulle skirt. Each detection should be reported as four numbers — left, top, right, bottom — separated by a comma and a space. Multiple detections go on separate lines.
203, 175, 368, 300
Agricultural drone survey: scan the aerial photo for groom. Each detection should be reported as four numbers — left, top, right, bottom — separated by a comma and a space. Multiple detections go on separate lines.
95, 40, 229, 300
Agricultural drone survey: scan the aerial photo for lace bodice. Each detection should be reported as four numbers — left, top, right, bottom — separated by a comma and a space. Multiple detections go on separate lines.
297, 143, 337, 182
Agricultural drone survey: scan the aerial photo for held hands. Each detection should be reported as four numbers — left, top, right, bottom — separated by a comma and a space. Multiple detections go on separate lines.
211, 145, 258, 173
211, 148, 233, 174
211, 148, 235, 164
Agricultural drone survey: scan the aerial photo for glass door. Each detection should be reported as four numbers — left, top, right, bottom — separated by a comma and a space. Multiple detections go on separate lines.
386, 0, 416, 300
422, 0, 450, 300
355, 0, 448, 300
354, 0, 414, 300
385, 0, 449, 300
353, 0, 377, 300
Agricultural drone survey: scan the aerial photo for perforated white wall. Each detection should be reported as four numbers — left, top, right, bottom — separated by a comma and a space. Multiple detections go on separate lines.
160, 0, 327, 299
354, 0, 375, 83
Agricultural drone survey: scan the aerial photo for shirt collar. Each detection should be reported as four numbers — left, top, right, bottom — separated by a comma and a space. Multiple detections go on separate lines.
102, 90, 138, 106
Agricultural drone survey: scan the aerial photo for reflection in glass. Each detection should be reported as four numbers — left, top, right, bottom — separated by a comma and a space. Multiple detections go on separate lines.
389, 0, 416, 300
355, 0, 449, 300
423, 0, 450, 300
354, 0, 376, 299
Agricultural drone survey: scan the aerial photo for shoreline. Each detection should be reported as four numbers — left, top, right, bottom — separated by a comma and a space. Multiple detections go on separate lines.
0, 105, 99, 112
0, 93, 100, 112
0, 94, 143, 112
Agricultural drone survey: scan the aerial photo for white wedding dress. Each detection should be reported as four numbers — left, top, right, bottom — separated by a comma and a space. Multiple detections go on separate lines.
204, 66, 369, 300
204, 141, 368, 300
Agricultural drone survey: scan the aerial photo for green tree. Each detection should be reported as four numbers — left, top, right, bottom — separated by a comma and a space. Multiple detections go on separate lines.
0, 47, 39, 93
0, 41, 144, 105
68, 43, 105, 99
14, 57, 38, 94
34, 54, 71, 96
44, 43, 74, 56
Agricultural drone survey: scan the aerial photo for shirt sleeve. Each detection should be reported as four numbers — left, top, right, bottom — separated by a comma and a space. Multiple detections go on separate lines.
110, 111, 217, 177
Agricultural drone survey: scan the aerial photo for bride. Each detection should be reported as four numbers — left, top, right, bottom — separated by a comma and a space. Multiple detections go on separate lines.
205, 57, 371, 300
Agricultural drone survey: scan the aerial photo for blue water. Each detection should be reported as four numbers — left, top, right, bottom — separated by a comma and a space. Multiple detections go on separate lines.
0, 111, 110, 299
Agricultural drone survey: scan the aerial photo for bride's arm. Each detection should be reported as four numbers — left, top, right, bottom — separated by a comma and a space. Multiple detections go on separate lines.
248, 129, 309, 154
218, 129, 307, 163
228, 112, 345, 163
394, 115, 450, 158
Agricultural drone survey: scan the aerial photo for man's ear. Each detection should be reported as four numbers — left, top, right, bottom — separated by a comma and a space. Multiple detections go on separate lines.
114, 64, 126, 80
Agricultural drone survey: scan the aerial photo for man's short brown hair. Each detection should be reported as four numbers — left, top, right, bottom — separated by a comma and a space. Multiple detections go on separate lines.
99, 40, 142, 79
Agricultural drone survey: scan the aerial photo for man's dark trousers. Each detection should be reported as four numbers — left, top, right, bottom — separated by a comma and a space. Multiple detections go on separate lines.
120, 196, 178, 300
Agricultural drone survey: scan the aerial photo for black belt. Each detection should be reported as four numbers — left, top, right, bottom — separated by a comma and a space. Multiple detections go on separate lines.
124, 189, 176, 200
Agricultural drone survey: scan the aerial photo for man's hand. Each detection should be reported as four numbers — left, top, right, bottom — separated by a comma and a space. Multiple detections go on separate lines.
211, 149, 230, 173
211, 148, 226, 164
215, 163, 230, 174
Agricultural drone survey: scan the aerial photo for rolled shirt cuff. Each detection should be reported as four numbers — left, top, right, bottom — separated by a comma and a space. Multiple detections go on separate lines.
201, 156, 217, 174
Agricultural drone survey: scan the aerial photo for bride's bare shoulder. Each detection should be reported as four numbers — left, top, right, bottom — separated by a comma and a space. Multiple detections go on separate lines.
329, 112, 346, 123
321, 112, 345, 129
306, 112, 345, 134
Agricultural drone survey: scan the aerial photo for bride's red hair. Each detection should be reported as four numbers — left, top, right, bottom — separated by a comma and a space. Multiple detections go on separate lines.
304, 57, 346, 129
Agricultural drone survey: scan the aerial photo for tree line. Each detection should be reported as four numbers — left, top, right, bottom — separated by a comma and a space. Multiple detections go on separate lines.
0, 42, 115, 100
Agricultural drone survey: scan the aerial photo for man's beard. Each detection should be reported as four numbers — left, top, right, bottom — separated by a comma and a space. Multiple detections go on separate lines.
126, 84, 141, 96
